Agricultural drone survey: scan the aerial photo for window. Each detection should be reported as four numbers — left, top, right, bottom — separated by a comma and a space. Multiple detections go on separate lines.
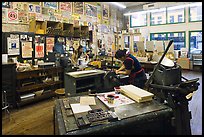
150, 8, 166, 25
151, 32, 185, 50
168, 32, 185, 50
170, 16, 174, 23
167, 6, 185, 23
130, 12, 147, 27
189, 31, 202, 53
189, 4, 202, 22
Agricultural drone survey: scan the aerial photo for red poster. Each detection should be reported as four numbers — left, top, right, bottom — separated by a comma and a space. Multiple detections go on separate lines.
46, 37, 54, 55
35, 43, 44, 58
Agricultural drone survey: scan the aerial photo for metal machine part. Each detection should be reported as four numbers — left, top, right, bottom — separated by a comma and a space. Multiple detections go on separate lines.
145, 40, 200, 135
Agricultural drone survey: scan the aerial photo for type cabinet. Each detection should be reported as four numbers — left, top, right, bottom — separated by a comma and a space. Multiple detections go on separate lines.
16, 66, 63, 106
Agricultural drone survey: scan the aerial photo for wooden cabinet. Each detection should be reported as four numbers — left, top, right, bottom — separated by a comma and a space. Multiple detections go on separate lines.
62, 23, 74, 37
2, 63, 17, 108
16, 66, 63, 106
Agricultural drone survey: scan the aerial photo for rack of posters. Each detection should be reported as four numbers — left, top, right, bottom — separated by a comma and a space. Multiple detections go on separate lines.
73, 2, 84, 15
85, 3, 97, 17
21, 34, 33, 58
7, 34, 20, 55
46, 37, 55, 55
35, 35, 45, 58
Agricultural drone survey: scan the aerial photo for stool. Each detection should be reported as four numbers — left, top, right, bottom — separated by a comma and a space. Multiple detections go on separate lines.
55, 88, 65, 99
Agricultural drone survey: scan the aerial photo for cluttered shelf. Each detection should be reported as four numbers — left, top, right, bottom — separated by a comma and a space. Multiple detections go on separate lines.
16, 80, 63, 93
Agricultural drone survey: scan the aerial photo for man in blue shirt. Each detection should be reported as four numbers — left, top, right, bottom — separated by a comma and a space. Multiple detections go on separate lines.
53, 37, 65, 54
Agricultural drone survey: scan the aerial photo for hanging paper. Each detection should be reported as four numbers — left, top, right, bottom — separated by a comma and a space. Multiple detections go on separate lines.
43, 2, 58, 10
35, 5, 41, 14
29, 4, 35, 13
46, 37, 55, 55
73, 2, 84, 15
7, 9, 19, 24
7, 35, 20, 55
18, 11, 28, 24
59, 2, 72, 12
35, 43, 44, 58
85, 4, 97, 17
22, 41, 33, 58
102, 4, 109, 20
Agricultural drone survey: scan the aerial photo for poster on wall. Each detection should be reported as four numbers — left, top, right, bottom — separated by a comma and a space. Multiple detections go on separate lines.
7, 9, 19, 24
18, 11, 28, 24
12, 2, 28, 12
85, 4, 97, 17
102, 4, 109, 20
43, 2, 58, 10
29, 4, 35, 12
28, 12, 36, 21
73, 2, 84, 15
59, 2, 72, 12
35, 5, 41, 14
22, 41, 33, 58
7, 34, 20, 55
46, 37, 55, 55
2, 2, 11, 8
35, 43, 44, 58
2, 8, 8, 23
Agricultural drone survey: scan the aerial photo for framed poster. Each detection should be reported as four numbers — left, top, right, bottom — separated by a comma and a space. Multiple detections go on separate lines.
43, 2, 58, 10
102, 4, 109, 19
18, 11, 28, 24
7, 9, 18, 24
73, 2, 84, 15
2, 8, 7, 23
12, 2, 28, 12
59, 2, 72, 12
35, 5, 41, 14
7, 34, 20, 55
22, 41, 33, 58
85, 4, 97, 17
2, 2, 11, 8
46, 37, 55, 55
35, 36, 45, 58
29, 4, 35, 12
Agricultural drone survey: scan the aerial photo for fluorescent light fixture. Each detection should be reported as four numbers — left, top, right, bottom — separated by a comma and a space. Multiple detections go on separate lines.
188, 2, 202, 7
124, 11, 147, 16
150, 8, 166, 13
167, 5, 186, 11
110, 2, 126, 9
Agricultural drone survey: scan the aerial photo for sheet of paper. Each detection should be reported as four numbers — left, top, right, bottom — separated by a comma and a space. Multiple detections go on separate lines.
80, 96, 96, 105
70, 103, 92, 114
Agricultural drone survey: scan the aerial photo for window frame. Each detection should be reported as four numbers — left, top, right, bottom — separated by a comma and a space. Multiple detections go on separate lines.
189, 5, 202, 22
150, 9, 167, 26
166, 6, 186, 24
130, 13, 148, 28
189, 30, 202, 53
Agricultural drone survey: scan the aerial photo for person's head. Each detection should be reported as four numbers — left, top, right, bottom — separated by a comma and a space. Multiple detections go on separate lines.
115, 49, 127, 61
77, 45, 83, 54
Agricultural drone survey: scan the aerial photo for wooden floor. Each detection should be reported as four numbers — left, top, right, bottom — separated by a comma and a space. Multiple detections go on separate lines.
2, 70, 202, 135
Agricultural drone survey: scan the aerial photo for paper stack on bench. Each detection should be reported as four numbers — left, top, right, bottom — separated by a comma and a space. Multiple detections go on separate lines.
120, 85, 154, 103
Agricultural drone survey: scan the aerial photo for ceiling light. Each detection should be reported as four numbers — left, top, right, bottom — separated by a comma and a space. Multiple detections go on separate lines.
110, 2, 126, 9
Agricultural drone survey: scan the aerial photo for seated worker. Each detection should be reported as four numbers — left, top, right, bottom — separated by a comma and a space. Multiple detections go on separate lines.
71, 45, 89, 66
115, 49, 147, 89
53, 37, 65, 54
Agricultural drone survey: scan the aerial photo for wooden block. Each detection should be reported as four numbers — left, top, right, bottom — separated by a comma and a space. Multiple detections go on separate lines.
120, 85, 154, 103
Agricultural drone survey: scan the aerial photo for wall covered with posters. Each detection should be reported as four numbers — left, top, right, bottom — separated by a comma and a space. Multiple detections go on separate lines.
2, 2, 124, 55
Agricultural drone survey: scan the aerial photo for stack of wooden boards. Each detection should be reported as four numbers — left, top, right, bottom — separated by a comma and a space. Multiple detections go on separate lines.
120, 85, 154, 103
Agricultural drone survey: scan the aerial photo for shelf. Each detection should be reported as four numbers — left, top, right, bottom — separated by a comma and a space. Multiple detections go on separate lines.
17, 81, 63, 93
76, 84, 95, 90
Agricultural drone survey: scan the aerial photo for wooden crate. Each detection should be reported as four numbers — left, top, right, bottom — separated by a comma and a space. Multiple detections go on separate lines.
29, 20, 46, 34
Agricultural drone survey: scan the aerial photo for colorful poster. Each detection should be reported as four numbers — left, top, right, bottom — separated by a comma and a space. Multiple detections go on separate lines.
46, 37, 55, 55
102, 4, 109, 19
61, 11, 71, 18
59, 2, 72, 12
29, 4, 35, 12
22, 41, 33, 58
43, 2, 58, 9
35, 43, 44, 58
28, 12, 36, 21
2, 2, 11, 8
73, 2, 84, 15
85, 4, 97, 17
2, 8, 7, 23
18, 11, 28, 24
7, 9, 18, 24
35, 5, 41, 14
7, 34, 20, 55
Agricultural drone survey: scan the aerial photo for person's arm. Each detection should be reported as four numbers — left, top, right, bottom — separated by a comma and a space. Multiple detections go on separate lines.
117, 69, 131, 75
115, 64, 125, 74
116, 59, 132, 75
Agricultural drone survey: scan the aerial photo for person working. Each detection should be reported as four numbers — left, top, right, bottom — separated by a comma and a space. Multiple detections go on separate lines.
115, 49, 147, 89
53, 37, 65, 54
71, 45, 89, 66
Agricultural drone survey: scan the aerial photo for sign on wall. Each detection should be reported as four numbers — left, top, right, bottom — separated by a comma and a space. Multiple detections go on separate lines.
21, 41, 33, 58
102, 4, 109, 20
59, 2, 72, 13
7, 9, 19, 24
7, 34, 20, 55
2, 2, 11, 8
46, 37, 55, 55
